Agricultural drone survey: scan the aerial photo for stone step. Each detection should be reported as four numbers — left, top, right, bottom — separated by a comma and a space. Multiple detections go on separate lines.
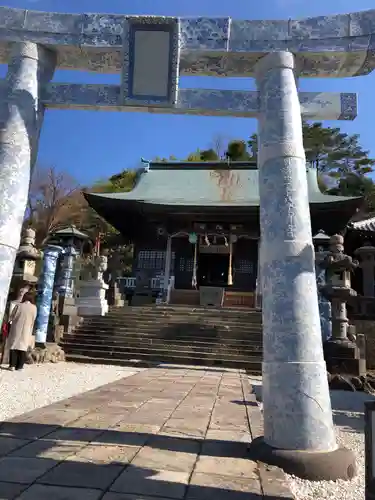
85, 314, 262, 326
77, 325, 262, 338
64, 353, 261, 374
97, 306, 262, 319
62, 342, 262, 360
64, 354, 155, 368
61, 339, 262, 355
109, 305, 262, 316
81, 316, 263, 326
62, 333, 262, 348
64, 347, 262, 372
72, 331, 262, 345
64, 304, 263, 373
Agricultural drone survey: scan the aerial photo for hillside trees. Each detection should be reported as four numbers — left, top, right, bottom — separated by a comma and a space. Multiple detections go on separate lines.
248, 122, 375, 200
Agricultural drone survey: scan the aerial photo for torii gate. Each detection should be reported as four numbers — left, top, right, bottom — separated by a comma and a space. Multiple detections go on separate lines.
0, 6, 373, 479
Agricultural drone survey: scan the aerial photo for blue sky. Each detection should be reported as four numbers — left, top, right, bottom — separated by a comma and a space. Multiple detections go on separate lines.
2, 0, 375, 184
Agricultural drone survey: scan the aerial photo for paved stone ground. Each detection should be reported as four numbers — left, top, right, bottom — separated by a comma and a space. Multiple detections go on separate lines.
0, 366, 293, 499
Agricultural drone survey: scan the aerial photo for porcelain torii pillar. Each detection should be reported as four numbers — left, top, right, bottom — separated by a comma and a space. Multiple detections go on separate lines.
0, 41, 55, 325
250, 52, 355, 481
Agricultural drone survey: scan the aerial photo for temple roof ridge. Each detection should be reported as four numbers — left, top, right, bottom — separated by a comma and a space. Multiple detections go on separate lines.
146, 160, 258, 170
86, 162, 361, 207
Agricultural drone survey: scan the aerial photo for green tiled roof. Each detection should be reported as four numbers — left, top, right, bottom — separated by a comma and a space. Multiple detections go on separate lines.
86, 162, 361, 207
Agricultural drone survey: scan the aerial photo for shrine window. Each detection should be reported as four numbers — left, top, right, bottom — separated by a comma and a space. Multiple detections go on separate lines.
137, 250, 175, 271
178, 257, 194, 272
236, 260, 254, 274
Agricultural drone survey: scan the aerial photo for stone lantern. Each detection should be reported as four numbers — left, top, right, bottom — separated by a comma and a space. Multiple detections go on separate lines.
313, 229, 331, 254
48, 225, 90, 337
2, 228, 42, 365
10, 228, 41, 307
355, 241, 375, 297
313, 230, 332, 342
47, 225, 89, 254
321, 234, 365, 375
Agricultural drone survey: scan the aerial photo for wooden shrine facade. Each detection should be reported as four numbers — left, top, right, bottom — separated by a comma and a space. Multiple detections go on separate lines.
85, 161, 364, 308
132, 222, 260, 307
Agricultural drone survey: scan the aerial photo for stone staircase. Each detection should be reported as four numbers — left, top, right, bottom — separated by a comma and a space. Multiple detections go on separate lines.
60, 305, 263, 374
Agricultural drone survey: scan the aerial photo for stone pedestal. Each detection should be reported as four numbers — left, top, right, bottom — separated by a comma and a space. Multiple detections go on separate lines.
249, 51, 355, 481
58, 295, 77, 317
26, 343, 65, 364
324, 340, 366, 376
323, 287, 365, 376
76, 279, 109, 316
58, 314, 82, 338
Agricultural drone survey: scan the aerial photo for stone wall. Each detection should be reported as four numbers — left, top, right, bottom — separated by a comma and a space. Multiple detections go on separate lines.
352, 319, 375, 369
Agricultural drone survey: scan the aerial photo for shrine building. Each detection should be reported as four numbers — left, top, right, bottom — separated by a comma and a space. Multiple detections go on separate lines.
85, 161, 362, 308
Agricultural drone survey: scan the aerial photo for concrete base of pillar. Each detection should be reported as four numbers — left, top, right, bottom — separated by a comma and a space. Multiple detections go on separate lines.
248, 436, 356, 481
324, 339, 366, 376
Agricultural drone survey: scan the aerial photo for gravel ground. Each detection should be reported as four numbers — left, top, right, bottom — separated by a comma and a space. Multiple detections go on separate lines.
0, 363, 141, 422
248, 376, 372, 500
286, 390, 372, 500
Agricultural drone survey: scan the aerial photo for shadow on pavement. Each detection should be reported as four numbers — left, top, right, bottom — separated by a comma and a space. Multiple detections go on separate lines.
0, 420, 285, 499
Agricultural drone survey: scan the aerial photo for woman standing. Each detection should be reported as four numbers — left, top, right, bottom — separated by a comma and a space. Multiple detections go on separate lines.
7, 291, 37, 371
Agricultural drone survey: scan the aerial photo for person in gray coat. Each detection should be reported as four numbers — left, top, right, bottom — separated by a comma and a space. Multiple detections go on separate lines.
7, 291, 37, 371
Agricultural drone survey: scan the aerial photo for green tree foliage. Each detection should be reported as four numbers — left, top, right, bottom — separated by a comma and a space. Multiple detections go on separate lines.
225, 140, 251, 161
249, 122, 374, 178
302, 122, 375, 179
248, 122, 375, 200
153, 155, 177, 162
187, 149, 219, 161
80, 169, 137, 245
186, 123, 374, 204
80, 170, 138, 269
92, 169, 137, 193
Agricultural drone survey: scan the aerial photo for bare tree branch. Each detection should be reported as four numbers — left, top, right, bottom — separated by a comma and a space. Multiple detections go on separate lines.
211, 134, 231, 159
25, 164, 85, 246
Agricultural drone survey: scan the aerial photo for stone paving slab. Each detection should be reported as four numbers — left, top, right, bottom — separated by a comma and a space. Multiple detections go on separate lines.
0, 367, 294, 499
